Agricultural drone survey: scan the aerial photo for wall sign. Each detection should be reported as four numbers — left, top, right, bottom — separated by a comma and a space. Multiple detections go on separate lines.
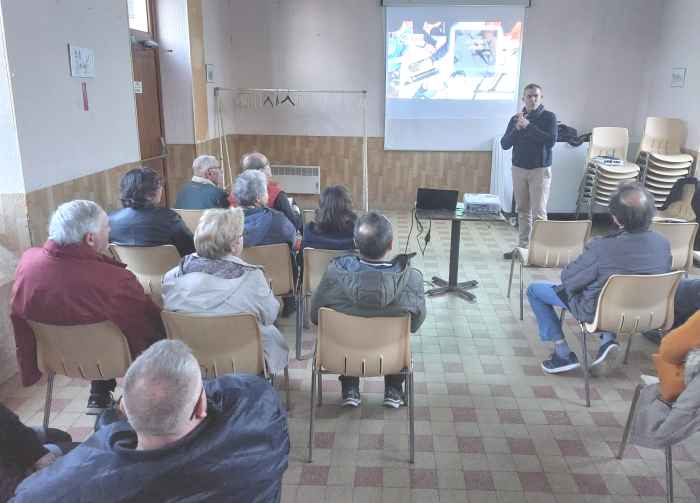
671, 68, 686, 87
206, 64, 215, 83
134, 81, 143, 94
69, 45, 95, 78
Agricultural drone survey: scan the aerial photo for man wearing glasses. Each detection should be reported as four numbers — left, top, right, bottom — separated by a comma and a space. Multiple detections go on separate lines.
232, 152, 303, 232
175, 155, 232, 210
12, 340, 290, 503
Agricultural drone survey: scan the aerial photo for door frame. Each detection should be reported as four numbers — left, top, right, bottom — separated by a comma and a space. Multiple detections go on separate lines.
130, 0, 171, 206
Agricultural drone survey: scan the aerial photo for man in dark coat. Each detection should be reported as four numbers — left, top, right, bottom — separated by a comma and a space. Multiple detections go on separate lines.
11, 340, 290, 503
174, 155, 231, 210
11, 200, 164, 414
526, 182, 672, 376
311, 211, 426, 408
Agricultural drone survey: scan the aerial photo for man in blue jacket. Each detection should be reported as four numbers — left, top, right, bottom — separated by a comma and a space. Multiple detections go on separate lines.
501, 84, 558, 258
525, 182, 671, 375
11, 340, 290, 503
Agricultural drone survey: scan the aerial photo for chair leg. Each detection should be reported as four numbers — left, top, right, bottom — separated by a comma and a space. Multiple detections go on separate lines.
295, 290, 303, 360
43, 372, 55, 430
303, 294, 310, 329
308, 365, 317, 463
617, 383, 643, 459
519, 261, 524, 321
623, 334, 633, 365
559, 309, 566, 328
666, 445, 673, 503
317, 371, 323, 407
507, 250, 516, 298
581, 325, 590, 407
408, 371, 415, 464
284, 366, 292, 411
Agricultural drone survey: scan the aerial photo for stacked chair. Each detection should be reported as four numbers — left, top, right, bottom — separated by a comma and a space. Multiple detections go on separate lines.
636, 117, 694, 208
575, 127, 640, 220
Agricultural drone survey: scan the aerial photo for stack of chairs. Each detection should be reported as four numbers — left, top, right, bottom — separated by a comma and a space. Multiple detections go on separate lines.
575, 127, 640, 220
636, 117, 694, 208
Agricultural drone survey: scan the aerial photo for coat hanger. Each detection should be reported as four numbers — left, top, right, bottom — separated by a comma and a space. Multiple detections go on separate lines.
263, 95, 273, 108
281, 89, 295, 107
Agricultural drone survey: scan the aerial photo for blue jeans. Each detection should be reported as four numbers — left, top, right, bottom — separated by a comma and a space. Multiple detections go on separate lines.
526, 282, 568, 342
527, 282, 614, 344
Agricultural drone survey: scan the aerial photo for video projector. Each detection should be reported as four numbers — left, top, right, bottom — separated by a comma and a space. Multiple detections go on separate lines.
463, 193, 502, 213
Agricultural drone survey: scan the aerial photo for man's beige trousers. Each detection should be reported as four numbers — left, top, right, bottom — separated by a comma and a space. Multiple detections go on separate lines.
511, 165, 551, 248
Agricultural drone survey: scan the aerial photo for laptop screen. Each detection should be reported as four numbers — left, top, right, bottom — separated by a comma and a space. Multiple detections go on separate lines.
416, 188, 460, 212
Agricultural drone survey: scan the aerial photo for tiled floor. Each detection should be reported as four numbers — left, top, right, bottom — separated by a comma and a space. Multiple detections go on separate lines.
2, 210, 700, 502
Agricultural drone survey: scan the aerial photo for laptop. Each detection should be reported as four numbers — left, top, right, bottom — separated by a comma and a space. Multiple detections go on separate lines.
416, 188, 460, 212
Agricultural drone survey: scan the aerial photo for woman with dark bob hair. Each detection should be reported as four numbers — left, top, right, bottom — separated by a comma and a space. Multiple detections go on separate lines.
108, 167, 195, 256
297, 185, 357, 267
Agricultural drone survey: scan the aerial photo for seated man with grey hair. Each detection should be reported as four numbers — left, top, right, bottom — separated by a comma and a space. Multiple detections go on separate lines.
229, 152, 302, 231
174, 155, 231, 209
11, 200, 164, 415
526, 181, 672, 375
11, 340, 290, 503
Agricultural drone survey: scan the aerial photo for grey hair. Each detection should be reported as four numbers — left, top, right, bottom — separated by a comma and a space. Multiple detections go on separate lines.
194, 207, 245, 260
48, 200, 104, 246
192, 155, 219, 176
122, 340, 202, 437
233, 169, 267, 206
240, 152, 267, 171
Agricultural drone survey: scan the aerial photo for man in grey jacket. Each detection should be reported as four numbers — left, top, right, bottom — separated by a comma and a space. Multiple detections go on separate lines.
311, 211, 426, 408
526, 181, 671, 375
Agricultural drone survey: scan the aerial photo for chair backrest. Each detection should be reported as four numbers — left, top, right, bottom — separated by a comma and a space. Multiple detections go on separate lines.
316, 308, 411, 377
650, 222, 699, 271
587, 271, 684, 334
303, 210, 315, 228
586, 127, 630, 166
528, 220, 592, 267
172, 209, 205, 234
109, 244, 181, 299
29, 320, 132, 380
638, 117, 685, 157
161, 311, 267, 378
239, 244, 293, 296
303, 248, 346, 294
656, 183, 697, 222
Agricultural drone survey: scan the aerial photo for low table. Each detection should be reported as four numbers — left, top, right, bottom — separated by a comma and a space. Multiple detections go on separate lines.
415, 207, 506, 300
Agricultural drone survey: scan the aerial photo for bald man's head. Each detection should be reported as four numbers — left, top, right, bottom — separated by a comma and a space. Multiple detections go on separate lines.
609, 181, 656, 233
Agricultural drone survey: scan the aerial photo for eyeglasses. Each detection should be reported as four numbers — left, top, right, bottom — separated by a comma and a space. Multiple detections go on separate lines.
189, 385, 205, 421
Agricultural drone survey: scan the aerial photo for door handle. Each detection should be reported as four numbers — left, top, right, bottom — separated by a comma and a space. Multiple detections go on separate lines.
160, 137, 169, 157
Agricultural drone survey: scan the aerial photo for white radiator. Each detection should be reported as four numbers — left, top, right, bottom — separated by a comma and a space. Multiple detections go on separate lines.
270, 165, 320, 195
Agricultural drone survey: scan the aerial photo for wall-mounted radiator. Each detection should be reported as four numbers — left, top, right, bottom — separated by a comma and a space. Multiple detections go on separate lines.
270, 165, 320, 195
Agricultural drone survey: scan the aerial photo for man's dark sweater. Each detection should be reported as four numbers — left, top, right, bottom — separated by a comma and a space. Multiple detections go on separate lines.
175, 181, 230, 210
500, 105, 558, 170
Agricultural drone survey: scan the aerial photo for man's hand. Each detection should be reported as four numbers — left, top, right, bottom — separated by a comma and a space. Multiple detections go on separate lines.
25, 452, 56, 476
292, 204, 300, 214
514, 113, 524, 130
517, 115, 530, 130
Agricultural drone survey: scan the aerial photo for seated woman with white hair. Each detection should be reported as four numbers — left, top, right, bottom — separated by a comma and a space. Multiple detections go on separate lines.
161, 207, 289, 374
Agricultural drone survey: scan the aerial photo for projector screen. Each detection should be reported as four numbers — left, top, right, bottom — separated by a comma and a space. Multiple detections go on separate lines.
384, 6, 526, 151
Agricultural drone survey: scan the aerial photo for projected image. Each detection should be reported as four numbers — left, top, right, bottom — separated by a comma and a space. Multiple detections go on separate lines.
387, 20, 521, 100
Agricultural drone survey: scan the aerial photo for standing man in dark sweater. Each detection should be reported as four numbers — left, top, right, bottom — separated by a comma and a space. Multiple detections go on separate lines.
174, 155, 231, 210
500, 84, 557, 258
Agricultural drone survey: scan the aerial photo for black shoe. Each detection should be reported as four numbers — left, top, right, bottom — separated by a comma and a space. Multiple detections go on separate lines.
642, 330, 662, 345
341, 387, 361, 407
382, 387, 405, 408
280, 298, 297, 318
86, 393, 114, 415
588, 340, 623, 377
94, 408, 127, 432
503, 251, 514, 259
541, 352, 580, 374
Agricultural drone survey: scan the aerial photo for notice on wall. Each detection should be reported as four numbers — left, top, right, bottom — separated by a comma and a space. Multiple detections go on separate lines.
134, 81, 143, 94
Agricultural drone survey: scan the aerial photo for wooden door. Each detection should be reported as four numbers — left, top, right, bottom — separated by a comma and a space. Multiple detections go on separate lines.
129, 0, 169, 206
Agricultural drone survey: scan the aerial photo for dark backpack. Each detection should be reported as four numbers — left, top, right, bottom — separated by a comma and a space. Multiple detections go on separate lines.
557, 123, 588, 147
